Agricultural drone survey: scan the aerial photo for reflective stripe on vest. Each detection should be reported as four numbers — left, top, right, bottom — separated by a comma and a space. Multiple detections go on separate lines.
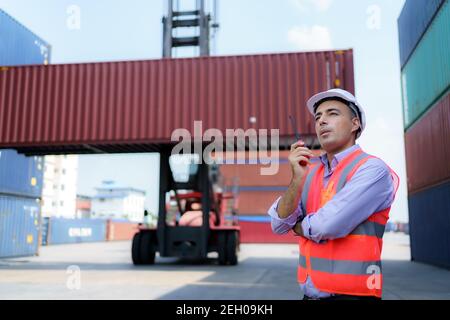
299, 255, 381, 275
335, 152, 387, 239
335, 152, 370, 192
350, 220, 385, 238
301, 164, 320, 212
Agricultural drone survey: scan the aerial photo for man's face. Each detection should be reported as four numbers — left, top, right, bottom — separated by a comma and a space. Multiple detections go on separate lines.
314, 99, 360, 152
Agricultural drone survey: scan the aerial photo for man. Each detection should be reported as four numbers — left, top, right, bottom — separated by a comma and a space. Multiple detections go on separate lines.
267, 88, 399, 300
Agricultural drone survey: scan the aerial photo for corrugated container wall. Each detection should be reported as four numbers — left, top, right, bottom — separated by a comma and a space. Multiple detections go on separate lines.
408, 181, 450, 268
0, 50, 354, 154
398, 0, 446, 68
220, 163, 291, 187
238, 216, 297, 244
236, 190, 286, 215
0, 150, 44, 197
0, 195, 40, 258
219, 150, 323, 219
47, 218, 107, 245
0, 9, 51, 66
404, 92, 450, 193
401, 0, 450, 129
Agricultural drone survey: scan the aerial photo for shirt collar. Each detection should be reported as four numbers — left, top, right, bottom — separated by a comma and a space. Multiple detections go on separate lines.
319, 144, 361, 171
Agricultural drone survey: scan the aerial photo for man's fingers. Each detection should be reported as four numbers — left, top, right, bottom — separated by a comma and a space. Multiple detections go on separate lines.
290, 140, 305, 150
292, 147, 313, 155
291, 148, 314, 158
291, 155, 311, 165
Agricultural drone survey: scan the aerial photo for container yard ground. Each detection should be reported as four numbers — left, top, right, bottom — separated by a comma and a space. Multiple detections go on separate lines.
0, 233, 449, 300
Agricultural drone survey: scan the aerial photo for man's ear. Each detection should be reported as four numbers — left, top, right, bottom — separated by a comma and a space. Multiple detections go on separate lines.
351, 117, 360, 134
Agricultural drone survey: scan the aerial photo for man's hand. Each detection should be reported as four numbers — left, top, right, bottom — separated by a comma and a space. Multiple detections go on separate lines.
276, 141, 314, 219
292, 221, 305, 237
288, 140, 313, 183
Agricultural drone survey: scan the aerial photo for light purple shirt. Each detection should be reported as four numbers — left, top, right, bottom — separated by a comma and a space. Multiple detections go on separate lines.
267, 144, 395, 299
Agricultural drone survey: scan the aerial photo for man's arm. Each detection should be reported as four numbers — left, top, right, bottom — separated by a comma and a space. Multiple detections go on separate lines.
268, 197, 303, 234
294, 158, 395, 243
267, 140, 313, 234
276, 140, 312, 219
276, 175, 305, 218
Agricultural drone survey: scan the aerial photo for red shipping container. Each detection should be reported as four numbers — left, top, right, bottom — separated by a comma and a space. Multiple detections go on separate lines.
0, 50, 354, 154
220, 163, 291, 187
106, 220, 139, 241
219, 150, 323, 187
237, 190, 285, 215
405, 92, 450, 194
239, 220, 298, 244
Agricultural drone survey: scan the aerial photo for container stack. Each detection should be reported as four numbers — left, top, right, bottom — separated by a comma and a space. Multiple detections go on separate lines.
0, 10, 50, 66
0, 151, 44, 258
398, 0, 450, 268
0, 9, 50, 258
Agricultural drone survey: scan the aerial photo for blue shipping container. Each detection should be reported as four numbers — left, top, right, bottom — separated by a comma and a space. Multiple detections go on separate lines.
0, 195, 40, 258
0, 150, 44, 198
40, 217, 50, 246
48, 218, 107, 245
398, 0, 445, 69
0, 10, 49, 258
0, 9, 51, 66
408, 180, 450, 269
0, 9, 49, 198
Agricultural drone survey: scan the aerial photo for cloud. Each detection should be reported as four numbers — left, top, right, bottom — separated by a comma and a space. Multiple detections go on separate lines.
290, 0, 334, 12
288, 25, 333, 50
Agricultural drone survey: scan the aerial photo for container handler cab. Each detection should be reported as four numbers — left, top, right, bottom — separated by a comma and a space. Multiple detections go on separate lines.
132, 148, 240, 265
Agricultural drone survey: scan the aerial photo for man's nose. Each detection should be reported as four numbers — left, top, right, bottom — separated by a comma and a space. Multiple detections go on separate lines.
318, 116, 327, 126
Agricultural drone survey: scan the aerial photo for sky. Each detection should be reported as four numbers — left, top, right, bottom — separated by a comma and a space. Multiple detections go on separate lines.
0, 0, 408, 221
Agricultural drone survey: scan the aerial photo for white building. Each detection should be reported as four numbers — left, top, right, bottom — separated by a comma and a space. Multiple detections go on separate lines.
41, 155, 79, 219
90, 181, 146, 222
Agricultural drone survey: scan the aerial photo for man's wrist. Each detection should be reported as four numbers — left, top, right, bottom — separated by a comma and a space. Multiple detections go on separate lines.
292, 220, 305, 237
291, 174, 305, 186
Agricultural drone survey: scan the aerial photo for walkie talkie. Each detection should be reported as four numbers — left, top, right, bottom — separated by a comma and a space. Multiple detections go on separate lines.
289, 115, 309, 167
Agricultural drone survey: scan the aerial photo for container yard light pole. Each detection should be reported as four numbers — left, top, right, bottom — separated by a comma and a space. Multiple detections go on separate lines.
162, 0, 219, 58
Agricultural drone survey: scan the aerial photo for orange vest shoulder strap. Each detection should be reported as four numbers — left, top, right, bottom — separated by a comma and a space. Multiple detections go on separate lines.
301, 162, 322, 214
334, 151, 371, 193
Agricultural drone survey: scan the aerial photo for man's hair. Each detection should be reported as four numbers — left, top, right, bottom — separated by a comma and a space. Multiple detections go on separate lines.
313, 97, 361, 138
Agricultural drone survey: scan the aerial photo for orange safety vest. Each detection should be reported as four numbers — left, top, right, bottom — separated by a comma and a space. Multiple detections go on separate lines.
297, 148, 399, 298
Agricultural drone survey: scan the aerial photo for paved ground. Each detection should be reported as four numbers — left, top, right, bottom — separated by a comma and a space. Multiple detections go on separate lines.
0, 233, 449, 300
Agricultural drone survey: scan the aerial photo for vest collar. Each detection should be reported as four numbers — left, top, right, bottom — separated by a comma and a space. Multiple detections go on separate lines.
319, 144, 361, 173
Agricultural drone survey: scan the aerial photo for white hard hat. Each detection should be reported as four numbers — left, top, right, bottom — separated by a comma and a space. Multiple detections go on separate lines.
306, 88, 366, 139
